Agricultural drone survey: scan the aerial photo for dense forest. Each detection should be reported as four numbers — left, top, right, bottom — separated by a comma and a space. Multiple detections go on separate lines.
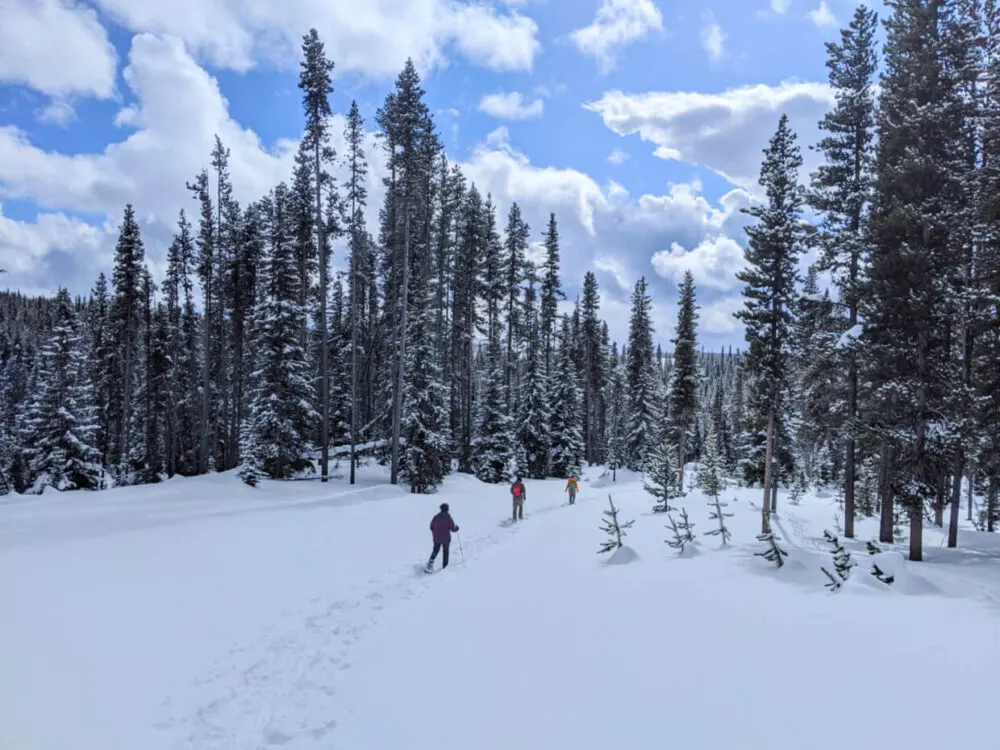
2, 0, 999, 563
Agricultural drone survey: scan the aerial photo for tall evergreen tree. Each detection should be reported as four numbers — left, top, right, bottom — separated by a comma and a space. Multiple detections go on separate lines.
299, 28, 336, 483
241, 184, 317, 481
736, 115, 812, 533
19, 289, 101, 492
516, 281, 552, 478
549, 315, 585, 478
625, 277, 659, 470
809, 4, 879, 537
665, 270, 700, 473
580, 271, 605, 464
539, 213, 564, 375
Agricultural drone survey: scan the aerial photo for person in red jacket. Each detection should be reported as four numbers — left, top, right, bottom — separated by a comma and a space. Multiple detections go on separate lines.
426, 503, 459, 572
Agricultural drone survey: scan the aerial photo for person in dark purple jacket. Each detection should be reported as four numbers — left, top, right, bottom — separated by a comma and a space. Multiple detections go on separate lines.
426, 503, 459, 572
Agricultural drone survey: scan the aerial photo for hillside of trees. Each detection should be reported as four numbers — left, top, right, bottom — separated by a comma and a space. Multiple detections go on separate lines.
2, 0, 999, 563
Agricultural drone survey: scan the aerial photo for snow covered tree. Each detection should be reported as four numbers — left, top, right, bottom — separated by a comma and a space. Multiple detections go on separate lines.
240, 183, 317, 481
516, 282, 552, 478
19, 289, 102, 492
598, 494, 634, 554
299, 28, 337, 483
809, 4, 879, 538
625, 277, 659, 470
736, 115, 812, 532
697, 422, 726, 500
665, 507, 696, 553
645, 437, 684, 513
823, 529, 856, 580
473, 339, 514, 484
549, 315, 585, 478
665, 270, 700, 471
539, 213, 564, 375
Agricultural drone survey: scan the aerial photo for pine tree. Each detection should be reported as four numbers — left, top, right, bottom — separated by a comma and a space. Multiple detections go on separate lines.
186, 170, 215, 473
473, 337, 514, 484
502, 202, 530, 410
580, 271, 606, 463
625, 277, 659, 470
549, 315, 585, 478
19, 289, 102, 492
645, 437, 684, 513
665, 270, 700, 473
864, 0, 969, 560
823, 529, 856, 580
241, 184, 317, 481
299, 28, 336, 483
736, 115, 812, 533
809, 3, 879, 539
539, 214, 564, 376
516, 281, 552, 478
704, 495, 734, 546
605, 342, 627, 480
755, 532, 789, 568
598, 494, 635, 554
698, 421, 725, 500
665, 507, 696, 553
107, 205, 147, 481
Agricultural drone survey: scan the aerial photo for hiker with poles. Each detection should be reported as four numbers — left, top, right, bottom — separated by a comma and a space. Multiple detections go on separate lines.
565, 474, 579, 504
511, 476, 526, 521
426, 503, 460, 573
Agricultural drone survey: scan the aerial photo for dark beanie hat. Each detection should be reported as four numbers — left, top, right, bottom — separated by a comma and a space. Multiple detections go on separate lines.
440, 502, 449, 512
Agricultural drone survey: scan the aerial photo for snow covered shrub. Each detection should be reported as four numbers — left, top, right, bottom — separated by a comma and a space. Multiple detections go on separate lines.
821, 567, 842, 592
822, 530, 855, 580
598, 494, 635, 555
645, 439, 683, 513
789, 470, 807, 506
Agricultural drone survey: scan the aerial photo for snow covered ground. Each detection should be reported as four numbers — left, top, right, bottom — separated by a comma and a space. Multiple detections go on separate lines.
2, 464, 999, 750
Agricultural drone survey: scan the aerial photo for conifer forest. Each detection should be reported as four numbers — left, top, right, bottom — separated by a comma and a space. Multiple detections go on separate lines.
3, 0, 1000, 565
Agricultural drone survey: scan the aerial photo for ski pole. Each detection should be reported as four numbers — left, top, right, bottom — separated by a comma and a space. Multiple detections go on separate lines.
457, 532, 465, 565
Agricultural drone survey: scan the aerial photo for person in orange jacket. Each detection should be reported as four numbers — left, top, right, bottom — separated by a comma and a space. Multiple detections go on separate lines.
565, 475, 579, 504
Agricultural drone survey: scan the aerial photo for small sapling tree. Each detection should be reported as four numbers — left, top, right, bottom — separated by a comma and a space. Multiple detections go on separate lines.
598, 494, 635, 554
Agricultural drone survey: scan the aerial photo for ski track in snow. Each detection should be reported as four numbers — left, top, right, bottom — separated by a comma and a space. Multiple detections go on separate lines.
157, 485, 589, 749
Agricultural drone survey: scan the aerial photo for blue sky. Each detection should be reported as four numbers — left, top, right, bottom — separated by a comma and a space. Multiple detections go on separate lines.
0, 0, 880, 349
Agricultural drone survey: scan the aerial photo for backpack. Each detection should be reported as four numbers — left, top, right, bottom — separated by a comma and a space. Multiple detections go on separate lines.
512, 482, 522, 497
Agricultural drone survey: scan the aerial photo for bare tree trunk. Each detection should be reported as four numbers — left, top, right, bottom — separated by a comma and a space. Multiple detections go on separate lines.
948, 454, 963, 548
349, 245, 359, 485
390, 207, 411, 485
879, 443, 894, 544
988, 478, 997, 533
934, 472, 945, 527
909, 505, 922, 562
968, 471, 974, 521
761, 408, 775, 534
317, 143, 329, 483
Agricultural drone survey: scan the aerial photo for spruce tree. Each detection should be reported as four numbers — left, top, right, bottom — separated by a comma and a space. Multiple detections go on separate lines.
472, 337, 514, 484
736, 115, 812, 532
665, 270, 700, 474
502, 202, 530, 409
645, 437, 684, 513
580, 271, 606, 463
516, 281, 552, 478
809, 3, 879, 539
241, 184, 317, 480
665, 507, 696, 553
598, 494, 635, 554
539, 213, 564, 375
625, 277, 659, 470
107, 204, 147, 481
698, 421, 725, 500
19, 289, 102, 492
299, 28, 336, 483
549, 315, 585, 478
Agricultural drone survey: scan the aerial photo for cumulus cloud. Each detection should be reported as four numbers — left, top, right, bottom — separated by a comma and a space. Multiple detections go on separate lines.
570, 0, 663, 73
583, 81, 835, 189
771, 0, 791, 14
2, 28, 761, 349
0, 0, 117, 119
652, 235, 746, 292
700, 13, 726, 62
90, 0, 539, 78
807, 1, 838, 27
478, 91, 544, 120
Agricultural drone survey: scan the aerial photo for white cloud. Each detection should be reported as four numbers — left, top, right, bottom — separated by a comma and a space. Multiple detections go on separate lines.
478, 91, 545, 120
700, 14, 727, 62
807, 1, 838, 27
651, 235, 746, 292
37, 98, 78, 126
584, 81, 835, 189
0, 0, 117, 116
90, 0, 539, 78
608, 148, 630, 165
570, 0, 664, 73
771, 0, 791, 14
2, 29, 761, 348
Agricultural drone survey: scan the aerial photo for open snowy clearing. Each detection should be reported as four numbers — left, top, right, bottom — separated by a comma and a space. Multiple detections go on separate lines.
2, 465, 999, 750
